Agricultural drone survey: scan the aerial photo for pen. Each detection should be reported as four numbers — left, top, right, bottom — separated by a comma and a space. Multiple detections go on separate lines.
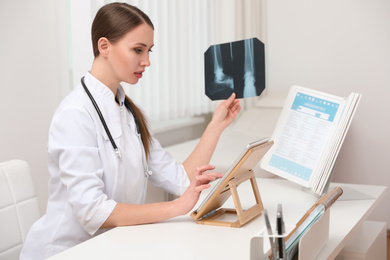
264, 209, 277, 260
277, 204, 286, 260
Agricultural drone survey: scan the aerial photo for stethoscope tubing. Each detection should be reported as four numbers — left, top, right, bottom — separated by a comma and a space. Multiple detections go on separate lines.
81, 77, 120, 157
80, 77, 152, 177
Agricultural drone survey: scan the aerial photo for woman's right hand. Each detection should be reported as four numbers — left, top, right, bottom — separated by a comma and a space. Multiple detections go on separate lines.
210, 93, 241, 132
175, 165, 223, 216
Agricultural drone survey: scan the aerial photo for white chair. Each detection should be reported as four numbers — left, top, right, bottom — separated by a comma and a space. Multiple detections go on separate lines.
0, 160, 41, 260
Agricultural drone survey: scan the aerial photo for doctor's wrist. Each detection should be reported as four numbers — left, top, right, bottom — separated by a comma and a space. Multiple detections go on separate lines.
206, 120, 225, 136
173, 195, 195, 217
171, 198, 185, 216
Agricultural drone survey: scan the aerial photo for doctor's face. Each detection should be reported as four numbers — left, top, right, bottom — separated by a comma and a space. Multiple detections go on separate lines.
108, 23, 154, 85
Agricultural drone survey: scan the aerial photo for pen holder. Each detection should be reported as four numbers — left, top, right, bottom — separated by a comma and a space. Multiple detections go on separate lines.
250, 210, 330, 260
250, 224, 294, 260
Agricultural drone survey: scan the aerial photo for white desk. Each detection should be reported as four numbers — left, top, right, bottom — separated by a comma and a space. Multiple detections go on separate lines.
48, 178, 386, 260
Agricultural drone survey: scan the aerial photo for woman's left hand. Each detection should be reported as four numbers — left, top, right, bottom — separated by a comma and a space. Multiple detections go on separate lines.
211, 93, 241, 130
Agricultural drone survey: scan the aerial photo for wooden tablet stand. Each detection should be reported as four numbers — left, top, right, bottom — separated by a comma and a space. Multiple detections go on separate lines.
190, 139, 273, 228
195, 169, 263, 228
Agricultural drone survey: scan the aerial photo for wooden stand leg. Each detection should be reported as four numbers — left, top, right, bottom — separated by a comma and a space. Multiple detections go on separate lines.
197, 170, 264, 228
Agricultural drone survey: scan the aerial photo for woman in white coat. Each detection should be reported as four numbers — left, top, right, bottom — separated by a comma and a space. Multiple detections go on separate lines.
20, 2, 241, 259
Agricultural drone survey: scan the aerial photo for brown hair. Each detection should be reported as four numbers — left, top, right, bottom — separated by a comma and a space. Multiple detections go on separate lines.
92, 2, 154, 159
92, 2, 154, 58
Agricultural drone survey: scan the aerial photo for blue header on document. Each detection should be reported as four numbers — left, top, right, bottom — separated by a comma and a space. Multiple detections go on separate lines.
291, 92, 339, 122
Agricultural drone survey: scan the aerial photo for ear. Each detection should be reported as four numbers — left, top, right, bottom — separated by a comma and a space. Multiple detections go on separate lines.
97, 37, 110, 57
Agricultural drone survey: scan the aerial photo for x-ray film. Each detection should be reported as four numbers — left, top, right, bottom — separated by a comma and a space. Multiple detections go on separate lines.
204, 38, 265, 100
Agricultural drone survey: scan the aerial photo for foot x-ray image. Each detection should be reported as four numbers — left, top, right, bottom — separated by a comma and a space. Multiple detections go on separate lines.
204, 38, 265, 100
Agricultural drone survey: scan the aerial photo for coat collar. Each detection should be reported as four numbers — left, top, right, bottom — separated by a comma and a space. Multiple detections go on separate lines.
84, 72, 126, 106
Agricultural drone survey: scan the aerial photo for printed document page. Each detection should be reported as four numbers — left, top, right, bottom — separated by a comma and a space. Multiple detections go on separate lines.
261, 86, 345, 188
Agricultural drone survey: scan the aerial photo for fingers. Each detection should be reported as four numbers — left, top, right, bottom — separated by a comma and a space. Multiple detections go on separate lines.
227, 92, 236, 102
226, 99, 241, 121
195, 172, 223, 184
193, 174, 220, 192
202, 171, 224, 179
193, 165, 223, 187
193, 172, 223, 194
195, 183, 211, 192
229, 100, 241, 113
226, 93, 240, 111
179, 166, 223, 215
194, 165, 223, 180
224, 92, 237, 108
222, 94, 241, 121
195, 165, 215, 176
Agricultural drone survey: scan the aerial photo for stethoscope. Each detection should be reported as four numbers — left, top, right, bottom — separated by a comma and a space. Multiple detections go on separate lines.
81, 77, 152, 177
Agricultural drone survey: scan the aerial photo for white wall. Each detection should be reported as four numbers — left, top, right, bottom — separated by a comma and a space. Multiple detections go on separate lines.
0, 0, 69, 214
264, 0, 390, 226
1, 0, 389, 228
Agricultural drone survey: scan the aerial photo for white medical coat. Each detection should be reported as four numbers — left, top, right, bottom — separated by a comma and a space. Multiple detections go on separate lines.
20, 73, 190, 259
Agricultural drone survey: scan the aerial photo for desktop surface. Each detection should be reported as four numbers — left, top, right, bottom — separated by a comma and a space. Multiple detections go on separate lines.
48, 178, 386, 260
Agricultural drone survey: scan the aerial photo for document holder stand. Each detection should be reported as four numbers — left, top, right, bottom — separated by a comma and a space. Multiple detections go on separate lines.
195, 170, 263, 228
302, 161, 337, 197
250, 209, 330, 260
